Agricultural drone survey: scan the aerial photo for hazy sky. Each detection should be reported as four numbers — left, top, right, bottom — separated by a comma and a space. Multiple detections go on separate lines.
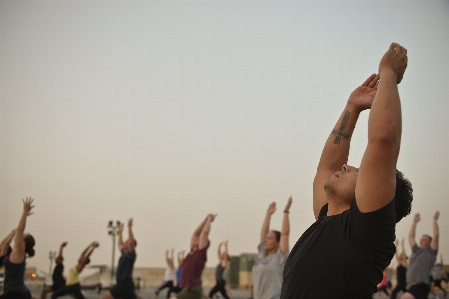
1, 0, 449, 278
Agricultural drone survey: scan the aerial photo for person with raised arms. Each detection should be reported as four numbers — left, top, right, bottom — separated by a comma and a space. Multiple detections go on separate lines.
252, 197, 292, 299
51, 241, 99, 299
40, 242, 68, 299
281, 43, 413, 299
0, 197, 36, 299
170, 213, 217, 299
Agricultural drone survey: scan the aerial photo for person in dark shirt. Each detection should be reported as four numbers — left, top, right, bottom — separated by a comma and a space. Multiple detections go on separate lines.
170, 213, 217, 299
280, 43, 413, 299
0, 230, 15, 267
102, 218, 139, 299
40, 242, 68, 299
391, 239, 408, 299
0, 197, 36, 299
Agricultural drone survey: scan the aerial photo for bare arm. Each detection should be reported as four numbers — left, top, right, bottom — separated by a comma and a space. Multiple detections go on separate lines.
355, 43, 407, 212
199, 214, 216, 250
217, 242, 223, 261
117, 223, 124, 251
313, 75, 379, 219
409, 213, 419, 249
190, 217, 208, 249
0, 230, 15, 256
394, 239, 400, 263
261, 203, 276, 242
56, 242, 68, 264
127, 218, 135, 251
279, 197, 292, 254
431, 211, 439, 250
77, 241, 99, 273
10, 197, 34, 264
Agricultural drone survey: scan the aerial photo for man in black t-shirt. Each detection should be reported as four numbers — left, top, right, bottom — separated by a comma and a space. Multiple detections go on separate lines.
281, 43, 413, 299
40, 242, 68, 299
102, 218, 140, 299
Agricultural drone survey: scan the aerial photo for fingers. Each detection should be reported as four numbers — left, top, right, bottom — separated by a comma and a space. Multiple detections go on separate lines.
367, 74, 380, 88
362, 74, 377, 86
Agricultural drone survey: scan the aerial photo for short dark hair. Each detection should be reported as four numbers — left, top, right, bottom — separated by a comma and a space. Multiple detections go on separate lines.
394, 169, 413, 223
271, 230, 281, 243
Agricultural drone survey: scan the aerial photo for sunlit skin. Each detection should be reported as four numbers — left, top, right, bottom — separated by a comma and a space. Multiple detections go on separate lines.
324, 164, 360, 213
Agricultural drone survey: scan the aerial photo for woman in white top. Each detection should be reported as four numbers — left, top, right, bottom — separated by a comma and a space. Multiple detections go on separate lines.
252, 197, 292, 299
153, 249, 176, 299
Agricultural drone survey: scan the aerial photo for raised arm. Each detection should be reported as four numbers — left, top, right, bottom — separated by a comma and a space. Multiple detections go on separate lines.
440, 254, 443, 265
127, 218, 135, 251
199, 214, 216, 250
56, 242, 68, 264
355, 43, 407, 212
261, 202, 276, 242
117, 223, 124, 251
10, 197, 34, 264
313, 74, 379, 219
77, 241, 99, 273
431, 211, 439, 250
0, 229, 15, 256
279, 197, 292, 254
401, 239, 407, 267
190, 217, 208, 249
217, 242, 223, 261
409, 213, 419, 249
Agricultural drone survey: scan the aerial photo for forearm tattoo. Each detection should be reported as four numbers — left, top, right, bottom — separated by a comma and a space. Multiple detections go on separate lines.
332, 111, 351, 145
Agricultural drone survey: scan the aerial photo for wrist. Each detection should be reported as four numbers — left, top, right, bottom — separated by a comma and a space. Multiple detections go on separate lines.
283, 210, 289, 214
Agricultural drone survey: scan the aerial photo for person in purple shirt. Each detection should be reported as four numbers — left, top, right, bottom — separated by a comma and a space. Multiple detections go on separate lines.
170, 213, 217, 299
102, 218, 139, 299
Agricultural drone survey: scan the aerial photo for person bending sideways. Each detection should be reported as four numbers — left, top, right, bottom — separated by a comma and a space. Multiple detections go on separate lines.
281, 43, 413, 299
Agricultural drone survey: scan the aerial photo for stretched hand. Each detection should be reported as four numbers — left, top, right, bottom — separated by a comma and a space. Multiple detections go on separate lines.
434, 211, 440, 221
118, 223, 125, 233
23, 197, 35, 216
61, 242, 68, 248
207, 214, 217, 222
347, 74, 379, 111
413, 213, 421, 223
128, 218, 133, 227
92, 241, 99, 248
266, 202, 276, 215
284, 196, 293, 212
379, 42, 408, 84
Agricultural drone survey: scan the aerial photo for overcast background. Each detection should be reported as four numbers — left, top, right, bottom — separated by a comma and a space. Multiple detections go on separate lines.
1, 0, 448, 279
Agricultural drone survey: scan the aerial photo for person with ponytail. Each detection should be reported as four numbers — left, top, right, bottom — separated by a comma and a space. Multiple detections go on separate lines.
252, 197, 292, 299
0, 197, 36, 299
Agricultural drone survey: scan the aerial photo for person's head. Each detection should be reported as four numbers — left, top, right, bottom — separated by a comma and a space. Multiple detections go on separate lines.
24, 234, 35, 258
324, 167, 412, 221
263, 230, 281, 253
78, 256, 90, 265
399, 252, 408, 262
56, 256, 64, 264
124, 238, 137, 252
324, 164, 359, 206
419, 234, 432, 249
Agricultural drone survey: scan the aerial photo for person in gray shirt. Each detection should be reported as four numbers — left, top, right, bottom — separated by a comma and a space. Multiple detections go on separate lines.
252, 197, 292, 299
401, 211, 440, 299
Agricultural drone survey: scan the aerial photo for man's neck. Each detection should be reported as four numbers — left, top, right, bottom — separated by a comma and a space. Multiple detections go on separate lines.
327, 196, 351, 216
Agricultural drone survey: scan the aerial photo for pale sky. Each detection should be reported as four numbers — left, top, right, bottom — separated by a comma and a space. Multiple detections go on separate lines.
1, 0, 448, 277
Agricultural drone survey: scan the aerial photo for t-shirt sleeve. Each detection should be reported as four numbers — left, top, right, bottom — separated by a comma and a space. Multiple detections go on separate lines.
257, 240, 267, 258
276, 247, 290, 265
412, 244, 419, 253
348, 198, 396, 254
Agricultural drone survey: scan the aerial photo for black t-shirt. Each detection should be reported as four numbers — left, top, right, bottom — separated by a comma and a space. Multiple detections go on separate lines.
281, 198, 396, 299
52, 263, 66, 287
396, 265, 406, 286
